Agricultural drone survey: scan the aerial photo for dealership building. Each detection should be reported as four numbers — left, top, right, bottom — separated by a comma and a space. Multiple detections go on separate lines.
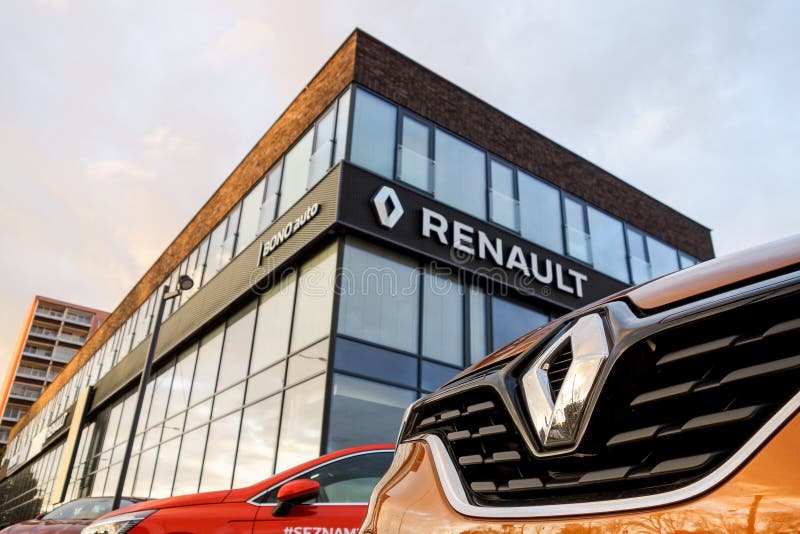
0, 30, 713, 523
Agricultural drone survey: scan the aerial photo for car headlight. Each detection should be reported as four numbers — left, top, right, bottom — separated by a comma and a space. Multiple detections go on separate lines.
81, 510, 155, 534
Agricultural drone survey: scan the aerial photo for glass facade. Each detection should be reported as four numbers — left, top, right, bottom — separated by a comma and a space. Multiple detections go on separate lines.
348, 86, 699, 285
0, 81, 707, 527
60, 243, 337, 503
333, 237, 555, 449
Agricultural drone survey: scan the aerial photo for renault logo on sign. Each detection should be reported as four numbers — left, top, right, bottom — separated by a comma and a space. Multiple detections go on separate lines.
371, 186, 404, 229
521, 314, 609, 453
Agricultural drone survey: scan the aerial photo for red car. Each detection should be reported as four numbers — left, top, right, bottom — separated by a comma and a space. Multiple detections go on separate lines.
0, 497, 145, 533
83, 445, 394, 534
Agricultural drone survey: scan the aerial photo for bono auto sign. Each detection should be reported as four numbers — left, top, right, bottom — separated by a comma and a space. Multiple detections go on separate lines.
258, 203, 320, 265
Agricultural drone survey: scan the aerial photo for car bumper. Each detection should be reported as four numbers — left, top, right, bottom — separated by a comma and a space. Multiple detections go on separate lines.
361, 411, 800, 533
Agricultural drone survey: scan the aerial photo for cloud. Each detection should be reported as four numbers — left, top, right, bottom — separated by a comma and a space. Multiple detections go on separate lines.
208, 17, 274, 67
85, 159, 158, 182
34, 0, 68, 10
140, 126, 198, 159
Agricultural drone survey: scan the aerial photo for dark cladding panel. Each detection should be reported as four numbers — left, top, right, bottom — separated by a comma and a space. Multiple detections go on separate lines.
337, 162, 626, 310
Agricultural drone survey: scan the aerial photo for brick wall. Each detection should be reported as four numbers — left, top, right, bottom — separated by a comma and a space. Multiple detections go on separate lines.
352, 31, 714, 260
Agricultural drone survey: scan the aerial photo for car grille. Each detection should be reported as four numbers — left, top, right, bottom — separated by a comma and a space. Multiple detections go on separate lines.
405, 289, 800, 506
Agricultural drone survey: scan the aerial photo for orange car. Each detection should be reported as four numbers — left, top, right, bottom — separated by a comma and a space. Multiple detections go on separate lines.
361, 236, 800, 533
82, 444, 393, 534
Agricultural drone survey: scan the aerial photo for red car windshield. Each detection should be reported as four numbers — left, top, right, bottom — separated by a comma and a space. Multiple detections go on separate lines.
43, 498, 136, 521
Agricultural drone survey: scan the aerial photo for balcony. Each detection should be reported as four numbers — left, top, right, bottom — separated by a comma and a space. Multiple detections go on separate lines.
2, 407, 25, 422
35, 307, 64, 321
15, 366, 47, 381
64, 312, 93, 327
22, 346, 53, 361
52, 347, 78, 363
9, 386, 41, 402
29, 325, 58, 340
58, 332, 87, 345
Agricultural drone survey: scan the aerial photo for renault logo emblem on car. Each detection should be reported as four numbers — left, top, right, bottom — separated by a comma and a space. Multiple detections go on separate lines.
371, 186, 404, 229
521, 314, 610, 452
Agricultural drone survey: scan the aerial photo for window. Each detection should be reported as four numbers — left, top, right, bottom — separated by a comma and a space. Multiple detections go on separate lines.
143, 366, 173, 449
189, 324, 224, 404
234, 394, 281, 487
216, 300, 256, 391
333, 88, 351, 164
171, 425, 208, 496
564, 196, 591, 264
200, 411, 242, 492
132, 294, 155, 348
212, 383, 245, 418
397, 114, 433, 191
245, 363, 285, 404
626, 228, 651, 284
150, 438, 179, 498
219, 205, 241, 270
132, 446, 156, 497
236, 177, 266, 256
328, 375, 415, 452
205, 221, 226, 277
334, 337, 417, 389
338, 239, 420, 354
251, 271, 296, 372
434, 129, 486, 219
468, 286, 488, 365
275, 375, 325, 473
189, 237, 209, 290
421, 360, 460, 392
489, 160, 518, 231
679, 252, 699, 269
260, 451, 394, 504
647, 236, 679, 278
588, 207, 629, 283
350, 88, 396, 179
286, 339, 328, 386
289, 243, 337, 351
422, 271, 464, 366
258, 162, 282, 233
517, 172, 564, 254
278, 130, 314, 217
491, 296, 548, 351
166, 344, 198, 418
309, 107, 336, 186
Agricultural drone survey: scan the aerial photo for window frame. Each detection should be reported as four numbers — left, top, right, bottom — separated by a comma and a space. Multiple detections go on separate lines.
248, 448, 395, 506
396, 110, 435, 194
487, 156, 520, 233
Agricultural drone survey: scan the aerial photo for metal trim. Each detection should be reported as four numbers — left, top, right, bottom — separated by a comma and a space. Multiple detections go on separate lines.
421, 383, 800, 518
246, 449, 394, 507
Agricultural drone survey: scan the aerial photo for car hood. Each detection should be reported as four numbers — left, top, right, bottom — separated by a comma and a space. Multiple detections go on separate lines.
96, 489, 231, 518
450, 234, 800, 382
626, 234, 800, 312
2, 519, 88, 534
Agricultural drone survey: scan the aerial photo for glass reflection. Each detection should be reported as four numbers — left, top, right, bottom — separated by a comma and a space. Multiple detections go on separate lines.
275, 376, 325, 472
172, 425, 208, 496
328, 374, 415, 451
200, 411, 242, 492
150, 438, 179, 498
250, 272, 296, 372
234, 395, 281, 487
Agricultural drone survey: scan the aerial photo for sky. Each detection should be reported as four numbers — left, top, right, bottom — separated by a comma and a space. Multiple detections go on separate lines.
0, 0, 798, 386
